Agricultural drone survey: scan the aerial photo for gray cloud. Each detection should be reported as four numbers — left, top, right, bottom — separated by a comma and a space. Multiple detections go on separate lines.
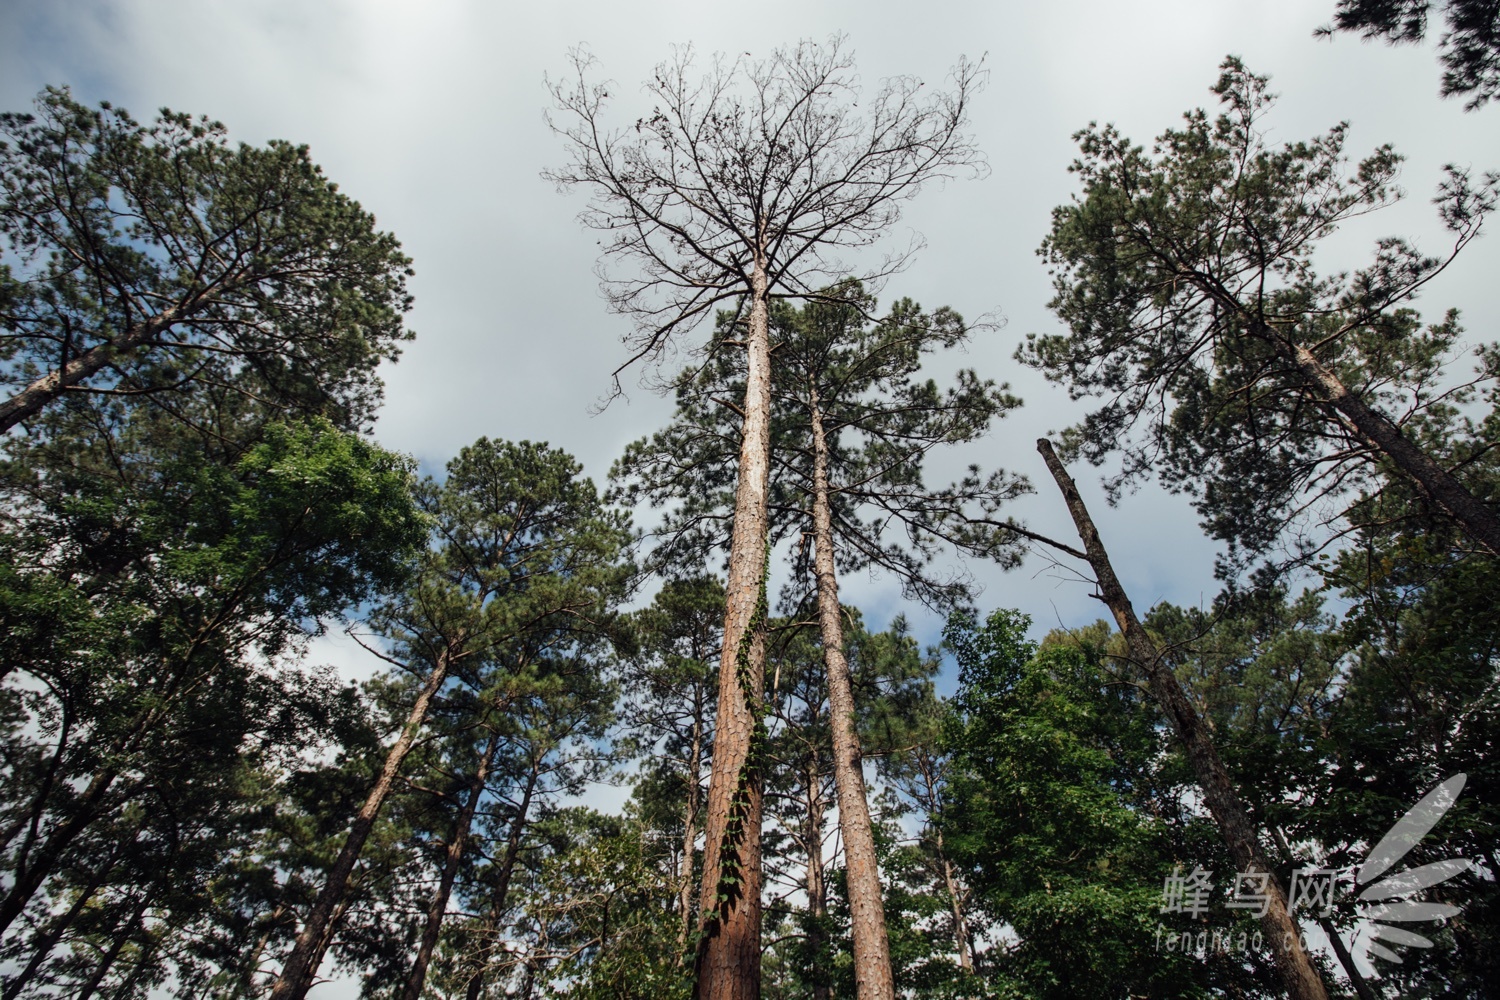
6, 3, 1496, 994
4, 0, 1495, 629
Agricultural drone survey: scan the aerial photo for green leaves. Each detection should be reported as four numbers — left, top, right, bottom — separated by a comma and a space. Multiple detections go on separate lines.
941, 609, 1276, 998
1023, 58, 1497, 570
1325, 0, 1500, 109
0, 86, 413, 436
613, 285, 1027, 607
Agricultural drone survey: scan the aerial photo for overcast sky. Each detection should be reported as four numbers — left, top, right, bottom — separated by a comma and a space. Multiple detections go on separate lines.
5, 0, 1496, 646
4, 2, 1495, 994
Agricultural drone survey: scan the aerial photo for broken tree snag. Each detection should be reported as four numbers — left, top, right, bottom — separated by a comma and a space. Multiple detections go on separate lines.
1034, 438, 1331, 1000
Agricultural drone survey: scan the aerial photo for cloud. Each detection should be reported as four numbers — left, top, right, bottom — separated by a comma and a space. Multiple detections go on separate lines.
3, 0, 1494, 639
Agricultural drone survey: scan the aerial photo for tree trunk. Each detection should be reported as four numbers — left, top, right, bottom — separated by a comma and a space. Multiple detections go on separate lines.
0, 296, 210, 435
693, 255, 773, 1000
807, 379, 897, 1000
269, 643, 457, 1000
804, 753, 830, 1000
935, 834, 972, 973
400, 725, 502, 1000
463, 763, 541, 1000
1271, 328, 1500, 556
1036, 438, 1331, 1000
678, 713, 704, 957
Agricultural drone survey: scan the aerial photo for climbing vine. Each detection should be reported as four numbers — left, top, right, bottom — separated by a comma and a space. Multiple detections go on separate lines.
693, 537, 770, 954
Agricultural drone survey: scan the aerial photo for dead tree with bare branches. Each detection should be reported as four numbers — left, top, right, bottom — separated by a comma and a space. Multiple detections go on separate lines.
547, 37, 985, 1000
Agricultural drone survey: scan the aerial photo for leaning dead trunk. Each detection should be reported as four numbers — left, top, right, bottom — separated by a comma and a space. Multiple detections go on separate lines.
270, 643, 457, 1000
1036, 438, 1330, 1000
807, 380, 897, 1000
400, 725, 502, 1000
693, 255, 774, 1000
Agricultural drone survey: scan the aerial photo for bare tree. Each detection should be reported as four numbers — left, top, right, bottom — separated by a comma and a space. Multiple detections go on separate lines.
547, 36, 985, 1000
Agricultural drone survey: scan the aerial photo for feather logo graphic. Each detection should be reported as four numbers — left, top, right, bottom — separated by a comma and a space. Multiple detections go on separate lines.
1352, 774, 1470, 965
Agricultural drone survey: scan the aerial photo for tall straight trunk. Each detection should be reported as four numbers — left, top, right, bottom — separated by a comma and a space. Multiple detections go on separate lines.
1036, 438, 1330, 1000
803, 754, 830, 1000
677, 713, 705, 956
400, 726, 502, 1000
463, 763, 541, 1000
693, 255, 773, 1000
270, 643, 457, 1000
1269, 327, 1500, 556
806, 380, 897, 1000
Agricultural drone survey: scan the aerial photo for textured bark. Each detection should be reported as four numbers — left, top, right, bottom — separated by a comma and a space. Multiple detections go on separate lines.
1036, 438, 1331, 1000
807, 380, 897, 1000
1275, 333, 1500, 557
400, 726, 502, 1000
270, 645, 456, 1000
693, 256, 773, 1000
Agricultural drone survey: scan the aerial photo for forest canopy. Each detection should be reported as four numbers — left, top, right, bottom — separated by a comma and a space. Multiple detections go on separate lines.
1, 19, 1495, 1000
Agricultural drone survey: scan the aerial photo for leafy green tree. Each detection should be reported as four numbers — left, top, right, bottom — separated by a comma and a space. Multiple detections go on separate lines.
0, 87, 413, 438
269, 439, 631, 1000
514, 807, 690, 1000
942, 609, 1283, 999
1034, 438, 1336, 999
1320, 0, 1500, 109
617, 287, 1026, 998
1276, 521, 1500, 995
549, 39, 985, 998
435, 642, 621, 1000
1022, 58, 1500, 565
0, 415, 426, 997
876, 688, 979, 980
757, 611, 943, 1000
613, 288, 1028, 603
616, 577, 724, 952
